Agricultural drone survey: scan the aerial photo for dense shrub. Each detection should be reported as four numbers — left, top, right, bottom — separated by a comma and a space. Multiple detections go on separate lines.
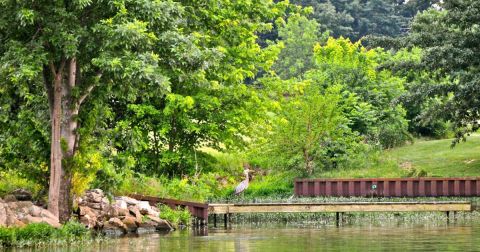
158, 204, 192, 227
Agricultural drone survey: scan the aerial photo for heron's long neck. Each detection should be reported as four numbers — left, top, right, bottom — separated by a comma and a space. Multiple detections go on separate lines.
245, 173, 249, 182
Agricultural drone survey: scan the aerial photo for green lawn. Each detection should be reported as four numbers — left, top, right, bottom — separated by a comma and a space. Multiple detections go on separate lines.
319, 134, 480, 178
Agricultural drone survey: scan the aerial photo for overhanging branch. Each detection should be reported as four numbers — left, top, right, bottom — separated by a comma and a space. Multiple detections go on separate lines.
78, 72, 102, 106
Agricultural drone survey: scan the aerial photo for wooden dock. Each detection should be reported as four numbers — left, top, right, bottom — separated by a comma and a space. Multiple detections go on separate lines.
128, 193, 474, 227
209, 201, 472, 227
209, 201, 471, 214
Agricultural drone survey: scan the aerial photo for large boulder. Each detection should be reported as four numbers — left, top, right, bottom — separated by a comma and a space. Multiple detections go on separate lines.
115, 196, 139, 206
103, 217, 127, 234
128, 205, 143, 224
121, 216, 138, 232
137, 201, 154, 215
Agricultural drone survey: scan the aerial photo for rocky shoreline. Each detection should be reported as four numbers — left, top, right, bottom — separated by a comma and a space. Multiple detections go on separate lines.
0, 189, 173, 235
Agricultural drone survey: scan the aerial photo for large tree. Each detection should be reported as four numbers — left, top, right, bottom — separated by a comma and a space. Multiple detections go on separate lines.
386, 0, 480, 143
0, 0, 291, 222
0, 0, 183, 222
112, 0, 289, 177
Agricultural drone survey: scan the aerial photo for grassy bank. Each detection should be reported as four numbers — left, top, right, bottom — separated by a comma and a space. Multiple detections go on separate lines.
0, 222, 94, 248
319, 134, 480, 179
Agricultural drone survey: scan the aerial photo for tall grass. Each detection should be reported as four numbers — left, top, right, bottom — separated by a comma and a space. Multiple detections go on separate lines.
0, 221, 94, 248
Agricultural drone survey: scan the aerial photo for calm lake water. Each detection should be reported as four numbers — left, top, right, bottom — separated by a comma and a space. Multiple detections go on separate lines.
9, 223, 480, 252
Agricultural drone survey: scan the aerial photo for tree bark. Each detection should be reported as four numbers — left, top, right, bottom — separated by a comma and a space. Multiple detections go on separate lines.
47, 58, 79, 223
47, 65, 63, 220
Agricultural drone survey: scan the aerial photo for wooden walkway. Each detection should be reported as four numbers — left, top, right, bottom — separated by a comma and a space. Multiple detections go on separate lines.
129, 194, 474, 227
209, 201, 472, 227
209, 201, 471, 214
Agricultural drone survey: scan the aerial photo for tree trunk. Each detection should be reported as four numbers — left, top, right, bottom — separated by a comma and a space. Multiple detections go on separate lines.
303, 147, 313, 175
47, 58, 79, 223
47, 71, 63, 219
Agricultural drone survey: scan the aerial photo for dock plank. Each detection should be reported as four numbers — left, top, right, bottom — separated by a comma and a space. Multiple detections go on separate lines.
208, 202, 471, 214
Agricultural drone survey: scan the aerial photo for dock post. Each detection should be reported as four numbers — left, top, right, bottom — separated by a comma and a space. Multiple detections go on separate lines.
213, 214, 217, 227
224, 214, 228, 228
336, 212, 340, 226
446, 211, 450, 223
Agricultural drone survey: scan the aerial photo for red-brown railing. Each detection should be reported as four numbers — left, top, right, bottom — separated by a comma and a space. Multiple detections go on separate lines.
129, 194, 208, 222
295, 178, 480, 197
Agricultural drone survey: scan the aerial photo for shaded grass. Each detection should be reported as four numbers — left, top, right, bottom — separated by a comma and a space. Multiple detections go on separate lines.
320, 134, 480, 178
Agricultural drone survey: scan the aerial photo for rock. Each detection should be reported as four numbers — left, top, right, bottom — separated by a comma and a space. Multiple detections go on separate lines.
14, 219, 26, 228
146, 215, 174, 231
21, 215, 43, 225
79, 206, 92, 216
5, 208, 16, 227
105, 205, 118, 219
87, 202, 102, 210
105, 217, 127, 233
138, 201, 153, 215
121, 216, 138, 232
117, 207, 129, 217
40, 209, 59, 221
85, 189, 104, 203
28, 205, 42, 217
40, 216, 61, 228
79, 215, 97, 229
0, 203, 6, 227
115, 196, 139, 206
15, 201, 33, 209
128, 206, 143, 224
11, 189, 32, 201
4, 195, 17, 202
115, 199, 128, 210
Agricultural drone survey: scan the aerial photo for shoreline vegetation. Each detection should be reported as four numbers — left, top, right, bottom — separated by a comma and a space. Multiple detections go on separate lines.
0, 222, 93, 248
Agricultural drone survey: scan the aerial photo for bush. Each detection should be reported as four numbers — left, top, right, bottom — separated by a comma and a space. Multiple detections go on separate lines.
15, 223, 55, 244
158, 204, 192, 227
57, 221, 91, 241
243, 171, 295, 198
0, 171, 42, 199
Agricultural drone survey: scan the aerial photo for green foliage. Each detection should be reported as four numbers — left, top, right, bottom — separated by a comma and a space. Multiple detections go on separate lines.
243, 172, 295, 198
158, 204, 192, 227
115, 172, 233, 202
309, 37, 411, 148
0, 222, 91, 248
272, 14, 326, 79
110, 0, 290, 178
291, 0, 415, 41
387, 0, 480, 145
0, 171, 42, 199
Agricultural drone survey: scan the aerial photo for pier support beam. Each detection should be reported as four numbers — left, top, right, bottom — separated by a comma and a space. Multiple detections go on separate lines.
213, 214, 217, 227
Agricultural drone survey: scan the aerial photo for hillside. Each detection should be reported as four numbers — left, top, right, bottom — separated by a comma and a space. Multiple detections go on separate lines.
319, 134, 480, 178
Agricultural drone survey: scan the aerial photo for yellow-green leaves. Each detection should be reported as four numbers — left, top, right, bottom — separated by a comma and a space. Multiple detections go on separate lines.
16, 8, 35, 26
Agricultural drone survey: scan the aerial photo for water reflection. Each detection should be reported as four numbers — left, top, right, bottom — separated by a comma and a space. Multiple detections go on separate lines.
6, 224, 480, 252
